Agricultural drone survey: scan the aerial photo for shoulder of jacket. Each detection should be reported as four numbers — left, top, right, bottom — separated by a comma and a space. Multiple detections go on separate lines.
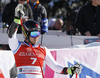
23, 3, 30, 7
38, 3, 42, 6
79, 4, 90, 11
39, 44, 45, 49
82, 4, 90, 8
21, 42, 25, 45
38, 3, 45, 8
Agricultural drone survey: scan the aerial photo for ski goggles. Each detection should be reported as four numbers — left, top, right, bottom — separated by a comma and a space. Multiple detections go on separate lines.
30, 31, 40, 38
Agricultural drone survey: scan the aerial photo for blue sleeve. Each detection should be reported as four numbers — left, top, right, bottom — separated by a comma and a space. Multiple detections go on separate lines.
41, 18, 48, 33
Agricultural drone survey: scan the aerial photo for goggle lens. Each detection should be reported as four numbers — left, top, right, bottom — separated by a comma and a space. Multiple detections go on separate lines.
30, 31, 40, 38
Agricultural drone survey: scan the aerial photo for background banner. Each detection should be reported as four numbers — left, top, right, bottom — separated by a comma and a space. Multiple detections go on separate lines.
45, 45, 100, 78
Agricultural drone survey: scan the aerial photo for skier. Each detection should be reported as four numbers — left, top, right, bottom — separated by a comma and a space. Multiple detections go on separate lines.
8, 5, 82, 78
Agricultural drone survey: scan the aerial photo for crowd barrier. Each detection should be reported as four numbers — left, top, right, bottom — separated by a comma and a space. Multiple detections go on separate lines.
0, 30, 99, 49
0, 42, 100, 78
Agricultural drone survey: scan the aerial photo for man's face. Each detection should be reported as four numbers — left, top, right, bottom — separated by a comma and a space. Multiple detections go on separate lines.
92, 0, 100, 6
29, 31, 40, 45
54, 19, 63, 30
29, 36, 39, 45
54, 22, 62, 30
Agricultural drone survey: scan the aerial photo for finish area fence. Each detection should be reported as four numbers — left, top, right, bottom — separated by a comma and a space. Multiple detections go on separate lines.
0, 30, 99, 49
0, 42, 100, 78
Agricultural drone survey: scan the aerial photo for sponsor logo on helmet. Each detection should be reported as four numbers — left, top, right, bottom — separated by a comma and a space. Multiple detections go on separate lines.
35, 24, 38, 27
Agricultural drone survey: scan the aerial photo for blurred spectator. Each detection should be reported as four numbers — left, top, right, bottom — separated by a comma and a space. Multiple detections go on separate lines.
75, 0, 100, 37
28, 0, 48, 34
0, 45, 10, 50
65, 3, 80, 35
2, 0, 33, 33
48, 18, 63, 30
0, 45, 2, 50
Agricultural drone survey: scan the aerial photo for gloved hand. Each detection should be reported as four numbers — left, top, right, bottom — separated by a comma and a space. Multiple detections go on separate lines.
67, 63, 82, 75
14, 4, 25, 24
15, 4, 25, 18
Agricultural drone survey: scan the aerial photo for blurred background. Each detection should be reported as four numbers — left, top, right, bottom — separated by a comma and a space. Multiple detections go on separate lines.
0, 0, 87, 23
0, 0, 88, 50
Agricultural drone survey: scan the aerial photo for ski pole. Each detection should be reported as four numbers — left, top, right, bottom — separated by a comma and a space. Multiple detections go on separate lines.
76, 73, 78, 78
41, 34, 43, 45
70, 73, 77, 78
